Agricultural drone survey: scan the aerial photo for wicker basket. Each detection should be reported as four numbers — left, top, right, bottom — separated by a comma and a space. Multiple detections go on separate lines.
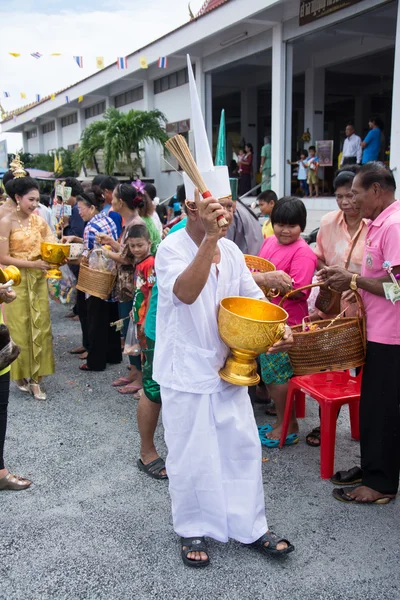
279, 283, 366, 375
76, 257, 116, 300
244, 254, 277, 297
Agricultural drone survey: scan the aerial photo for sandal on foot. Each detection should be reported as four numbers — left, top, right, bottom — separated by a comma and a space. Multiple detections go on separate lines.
69, 346, 86, 354
137, 458, 167, 480
0, 472, 32, 491
117, 383, 142, 395
258, 424, 273, 435
332, 486, 394, 505
261, 433, 299, 448
15, 379, 30, 393
181, 537, 210, 568
246, 531, 294, 556
330, 466, 363, 486
306, 426, 321, 447
112, 377, 133, 387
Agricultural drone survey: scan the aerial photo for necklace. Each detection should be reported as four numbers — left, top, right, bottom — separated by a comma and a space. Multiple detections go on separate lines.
17, 215, 32, 237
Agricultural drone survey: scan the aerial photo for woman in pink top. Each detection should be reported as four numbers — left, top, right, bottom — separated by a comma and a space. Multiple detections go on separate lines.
258, 197, 317, 446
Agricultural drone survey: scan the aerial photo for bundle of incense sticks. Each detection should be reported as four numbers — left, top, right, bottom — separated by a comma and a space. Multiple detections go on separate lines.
165, 134, 228, 227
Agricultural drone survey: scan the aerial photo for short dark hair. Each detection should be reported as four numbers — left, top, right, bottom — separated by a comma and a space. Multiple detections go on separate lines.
62, 177, 84, 197
92, 174, 108, 187
126, 224, 149, 241
356, 162, 396, 192
176, 184, 185, 205
308, 145, 316, 152
257, 190, 277, 204
144, 183, 157, 201
271, 196, 307, 232
333, 170, 356, 192
77, 187, 103, 211
5, 176, 39, 201
245, 143, 253, 153
335, 164, 360, 177
100, 176, 119, 192
346, 123, 355, 128
299, 150, 307, 157
40, 193, 51, 207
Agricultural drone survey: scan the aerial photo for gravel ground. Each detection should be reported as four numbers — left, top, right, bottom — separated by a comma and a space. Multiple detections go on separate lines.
0, 302, 399, 600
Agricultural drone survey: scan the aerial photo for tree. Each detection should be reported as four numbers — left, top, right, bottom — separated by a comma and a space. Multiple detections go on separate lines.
78, 108, 168, 177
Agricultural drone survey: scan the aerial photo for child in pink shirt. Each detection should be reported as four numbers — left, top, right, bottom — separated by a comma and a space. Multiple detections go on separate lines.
258, 197, 317, 446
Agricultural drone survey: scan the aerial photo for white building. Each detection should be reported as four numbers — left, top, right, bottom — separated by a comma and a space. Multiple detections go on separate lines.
1, 0, 399, 199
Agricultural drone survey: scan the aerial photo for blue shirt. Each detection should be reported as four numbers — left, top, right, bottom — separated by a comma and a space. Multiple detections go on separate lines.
362, 128, 381, 164
65, 204, 85, 238
102, 204, 123, 237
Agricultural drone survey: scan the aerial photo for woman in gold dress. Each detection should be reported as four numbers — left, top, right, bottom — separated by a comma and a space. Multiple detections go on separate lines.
0, 175, 55, 400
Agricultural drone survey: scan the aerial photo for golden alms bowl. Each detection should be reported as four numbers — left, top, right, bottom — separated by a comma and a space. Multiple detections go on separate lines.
218, 296, 288, 386
0, 266, 21, 287
41, 242, 70, 280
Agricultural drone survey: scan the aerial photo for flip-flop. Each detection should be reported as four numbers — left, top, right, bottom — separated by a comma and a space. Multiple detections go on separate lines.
258, 424, 274, 434
246, 531, 294, 556
69, 347, 86, 355
181, 537, 210, 568
332, 486, 394, 505
330, 466, 363, 486
137, 457, 168, 480
117, 384, 142, 395
112, 377, 133, 387
306, 426, 321, 447
261, 433, 299, 448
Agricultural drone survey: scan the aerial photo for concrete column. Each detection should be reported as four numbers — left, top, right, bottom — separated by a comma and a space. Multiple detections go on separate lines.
205, 72, 213, 149
284, 43, 293, 196
105, 96, 114, 109
22, 132, 29, 153
390, 1, 400, 186
304, 66, 325, 148
271, 23, 286, 198
55, 117, 63, 149
77, 108, 86, 138
143, 80, 154, 111
37, 123, 44, 153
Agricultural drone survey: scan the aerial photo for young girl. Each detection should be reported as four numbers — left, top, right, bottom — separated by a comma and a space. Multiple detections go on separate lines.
258, 197, 317, 446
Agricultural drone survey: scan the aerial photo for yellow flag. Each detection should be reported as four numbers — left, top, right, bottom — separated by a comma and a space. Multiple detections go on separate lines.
20, 92, 27, 99
96, 56, 105, 70
78, 96, 83, 103
9, 52, 20, 58
51, 94, 56, 100
58, 153, 63, 173
54, 153, 59, 173
139, 56, 148, 69
51, 53, 62, 56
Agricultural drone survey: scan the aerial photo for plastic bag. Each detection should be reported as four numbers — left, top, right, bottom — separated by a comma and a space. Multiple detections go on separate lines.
123, 317, 141, 356
88, 248, 116, 274
47, 265, 77, 305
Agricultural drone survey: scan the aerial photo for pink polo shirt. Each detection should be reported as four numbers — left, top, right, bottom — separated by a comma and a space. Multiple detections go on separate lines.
361, 200, 400, 345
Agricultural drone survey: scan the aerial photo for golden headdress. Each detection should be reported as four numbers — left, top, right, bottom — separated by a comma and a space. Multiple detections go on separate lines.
9, 154, 27, 179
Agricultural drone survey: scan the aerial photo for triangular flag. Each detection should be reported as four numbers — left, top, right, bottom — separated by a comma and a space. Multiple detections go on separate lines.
96, 56, 105, 69
78, 96, 83, 103
215, 109, 226, 167
3, 92, 10, 98
51, 94, 56, 100
65, 96, 70, 104
9, 53, 20, 58
20, 92, 27, 99
74, 56, 83, 68
31, 52, 42, 59
139, 56, 148, 69
51, 53, 62, 56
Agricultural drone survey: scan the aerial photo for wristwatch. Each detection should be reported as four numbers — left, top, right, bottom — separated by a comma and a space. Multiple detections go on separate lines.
350, 274, 359, 291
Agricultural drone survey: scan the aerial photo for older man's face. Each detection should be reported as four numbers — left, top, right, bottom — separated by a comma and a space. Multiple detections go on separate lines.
351, 174, 380, 220
345, 125, 354, 137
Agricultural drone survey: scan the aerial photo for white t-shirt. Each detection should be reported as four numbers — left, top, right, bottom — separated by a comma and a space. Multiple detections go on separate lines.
153, 228, 263, 394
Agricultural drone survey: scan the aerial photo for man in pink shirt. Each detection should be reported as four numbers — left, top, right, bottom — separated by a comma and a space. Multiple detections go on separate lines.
318, 162, 400, 505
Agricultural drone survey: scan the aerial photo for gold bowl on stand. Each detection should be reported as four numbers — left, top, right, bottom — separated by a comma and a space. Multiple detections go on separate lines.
218, 296, 288, 386
40, 242, 70, 279
0, 266, 21, 287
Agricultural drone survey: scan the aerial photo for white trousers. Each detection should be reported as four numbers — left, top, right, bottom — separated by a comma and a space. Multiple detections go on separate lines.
161, 385, 268, 544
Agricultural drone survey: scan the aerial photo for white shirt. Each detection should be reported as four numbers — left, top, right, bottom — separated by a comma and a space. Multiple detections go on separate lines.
153, 228, 263, 394
341, 133, 362, 164
150, 210, 163, 235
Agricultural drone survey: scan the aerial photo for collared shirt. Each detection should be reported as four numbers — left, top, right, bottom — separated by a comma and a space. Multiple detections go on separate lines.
153, 228, 264, 394
341, 133, 362, 164
83, 212, 118, 302
361, 201, 400, 344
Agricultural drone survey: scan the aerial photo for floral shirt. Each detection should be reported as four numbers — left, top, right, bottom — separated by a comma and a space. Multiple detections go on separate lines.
132, 255, 156, 325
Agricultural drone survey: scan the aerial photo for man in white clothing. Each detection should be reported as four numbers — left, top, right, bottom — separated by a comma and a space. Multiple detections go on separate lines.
153, 189, 295, 568
341, 124, 362, 166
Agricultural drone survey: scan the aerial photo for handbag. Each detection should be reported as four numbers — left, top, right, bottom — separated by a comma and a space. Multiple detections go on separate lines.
0, 324, 20, 371
315, 227, 363, 316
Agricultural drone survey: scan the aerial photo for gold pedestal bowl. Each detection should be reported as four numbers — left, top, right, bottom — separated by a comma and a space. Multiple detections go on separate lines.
0, 266, 21, 287
41, 242, 70, 279
218, 297, 288, 386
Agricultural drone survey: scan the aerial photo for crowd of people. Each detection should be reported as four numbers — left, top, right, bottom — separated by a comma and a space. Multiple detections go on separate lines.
0, 157, 399, 569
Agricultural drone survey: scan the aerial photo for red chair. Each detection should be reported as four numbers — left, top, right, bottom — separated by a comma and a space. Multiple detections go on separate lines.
279, 371, 361, 479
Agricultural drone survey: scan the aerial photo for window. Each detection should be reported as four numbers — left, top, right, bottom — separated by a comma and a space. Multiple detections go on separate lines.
68, 144, 79, 151
42, 121, 55, 134
26, 129, 37, 139
114, 87, 144, 108
154, 66, 194, 95
163, 119, 190, 171
61, 113, 78, 127
84, 101, 106, 119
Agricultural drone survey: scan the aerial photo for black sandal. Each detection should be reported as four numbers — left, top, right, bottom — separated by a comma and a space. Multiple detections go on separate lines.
246, 531, 294, 556
181, 537, 210, 568
306, 426, 321, 447
137, 458, 168, 480
330, 466, 363, 486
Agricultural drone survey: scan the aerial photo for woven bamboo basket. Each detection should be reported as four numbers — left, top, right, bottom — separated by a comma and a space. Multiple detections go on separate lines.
279, 283, 366, 375
244, 254, 277, 297
76, 256, 116, 301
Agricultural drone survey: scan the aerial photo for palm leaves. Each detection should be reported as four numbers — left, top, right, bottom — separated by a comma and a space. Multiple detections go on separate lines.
78, 108, 167, 176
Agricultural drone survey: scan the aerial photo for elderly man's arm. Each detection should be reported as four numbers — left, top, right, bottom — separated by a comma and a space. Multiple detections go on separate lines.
317, 265, 400, 297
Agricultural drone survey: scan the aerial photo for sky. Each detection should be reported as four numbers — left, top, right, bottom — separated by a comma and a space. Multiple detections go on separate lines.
0, 0, 205, 153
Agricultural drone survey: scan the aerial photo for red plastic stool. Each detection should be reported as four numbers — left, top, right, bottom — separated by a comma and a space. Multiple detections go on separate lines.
279, 371, 361, 479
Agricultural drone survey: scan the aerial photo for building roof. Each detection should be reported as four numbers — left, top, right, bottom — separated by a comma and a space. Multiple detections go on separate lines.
1, 0, 231, 125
